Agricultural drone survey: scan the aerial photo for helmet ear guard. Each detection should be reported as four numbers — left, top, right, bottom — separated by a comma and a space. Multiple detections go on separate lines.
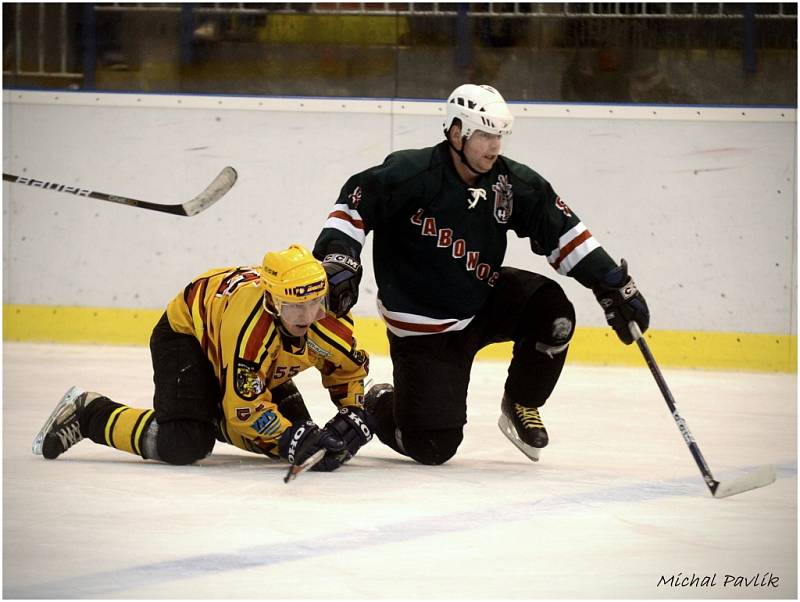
443, 83, 514, 140
262, 290, 279, 315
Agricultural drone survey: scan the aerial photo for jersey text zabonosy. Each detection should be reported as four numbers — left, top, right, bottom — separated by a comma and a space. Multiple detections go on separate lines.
314, 141, 616, 336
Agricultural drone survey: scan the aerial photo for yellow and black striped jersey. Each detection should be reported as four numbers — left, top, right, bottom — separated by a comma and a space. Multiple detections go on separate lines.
165, 266, 369, 458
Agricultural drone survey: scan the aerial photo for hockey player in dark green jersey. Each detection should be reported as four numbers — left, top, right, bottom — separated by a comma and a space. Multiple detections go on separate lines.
314, 83, 649, 465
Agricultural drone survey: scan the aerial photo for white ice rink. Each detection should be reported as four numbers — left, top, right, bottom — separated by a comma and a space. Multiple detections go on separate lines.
2, 342, 797, 599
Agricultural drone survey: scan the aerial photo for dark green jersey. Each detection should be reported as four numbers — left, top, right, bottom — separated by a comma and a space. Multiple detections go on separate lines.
314, 141, 616, 336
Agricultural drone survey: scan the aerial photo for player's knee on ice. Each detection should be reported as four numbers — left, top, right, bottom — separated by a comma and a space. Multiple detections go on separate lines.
155, 420, 216, 465
401, 428, 463, 466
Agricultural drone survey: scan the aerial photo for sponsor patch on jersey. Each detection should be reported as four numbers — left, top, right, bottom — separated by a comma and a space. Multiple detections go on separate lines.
307, 338, 332, 358
492, 174, 513, 224
252, 410, 281, 436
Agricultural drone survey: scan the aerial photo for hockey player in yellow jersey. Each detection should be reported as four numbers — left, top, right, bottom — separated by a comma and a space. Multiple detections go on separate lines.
33, 244, 374, 474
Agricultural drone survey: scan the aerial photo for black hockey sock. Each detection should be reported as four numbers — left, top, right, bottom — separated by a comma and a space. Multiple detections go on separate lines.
80, 396, 155, 457
506, 283, 574, 405
505, 338, 568, 406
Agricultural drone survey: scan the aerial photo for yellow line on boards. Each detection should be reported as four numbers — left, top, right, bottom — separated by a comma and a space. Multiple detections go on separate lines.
3, 305, 796, 373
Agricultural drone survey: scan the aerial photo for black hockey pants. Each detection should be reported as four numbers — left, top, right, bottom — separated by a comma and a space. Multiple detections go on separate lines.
146, 313, 311, 464
149, 312, 220, 464
376, 267, 575, 465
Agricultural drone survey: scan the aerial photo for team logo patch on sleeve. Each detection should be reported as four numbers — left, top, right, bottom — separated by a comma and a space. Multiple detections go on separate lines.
348, 186, 362, 208
555, 195, 573, 217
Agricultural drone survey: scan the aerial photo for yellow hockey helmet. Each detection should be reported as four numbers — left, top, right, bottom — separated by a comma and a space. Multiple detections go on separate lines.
261, 244, 328, 311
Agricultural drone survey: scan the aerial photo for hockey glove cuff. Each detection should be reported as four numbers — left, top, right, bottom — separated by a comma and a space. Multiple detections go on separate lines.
322, 254, 363, 317
592, 259, 650, 345
313, 406, 375, 471
278, 420, 344, 471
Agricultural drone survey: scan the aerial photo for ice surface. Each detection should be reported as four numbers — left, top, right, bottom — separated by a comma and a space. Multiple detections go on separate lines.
3, 342, 796, 599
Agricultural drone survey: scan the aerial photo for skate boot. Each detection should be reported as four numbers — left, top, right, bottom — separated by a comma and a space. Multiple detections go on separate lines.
498, 394, 548, 462
363, 382, 394, 416
32, 386, 91, 459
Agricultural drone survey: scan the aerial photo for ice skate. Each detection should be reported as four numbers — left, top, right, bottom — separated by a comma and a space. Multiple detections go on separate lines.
498, 394, 548, 462
33, 386, 90, 459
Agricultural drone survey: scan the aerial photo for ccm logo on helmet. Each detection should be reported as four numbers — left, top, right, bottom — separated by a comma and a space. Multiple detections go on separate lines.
284, 280, 326, 298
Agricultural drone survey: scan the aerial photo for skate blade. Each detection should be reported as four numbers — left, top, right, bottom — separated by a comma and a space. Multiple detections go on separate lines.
498, 415, 542, 462
32, 386, 85, 455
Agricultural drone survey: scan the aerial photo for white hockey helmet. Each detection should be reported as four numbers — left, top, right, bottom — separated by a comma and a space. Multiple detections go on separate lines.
443, 84, 514, 139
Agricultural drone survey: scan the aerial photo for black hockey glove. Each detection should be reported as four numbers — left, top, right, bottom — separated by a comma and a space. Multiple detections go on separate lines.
278, 420, 344, 472
322, 253, 362, 317
314, 406, 375, 471
592, 259, 650, 345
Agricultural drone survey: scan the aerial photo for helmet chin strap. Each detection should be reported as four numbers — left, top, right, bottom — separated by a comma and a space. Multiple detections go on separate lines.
448, 136, 491, 176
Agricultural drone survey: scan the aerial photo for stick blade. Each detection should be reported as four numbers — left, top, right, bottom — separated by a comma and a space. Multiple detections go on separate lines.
182, 166, 238, 216
713, 464, 776, 498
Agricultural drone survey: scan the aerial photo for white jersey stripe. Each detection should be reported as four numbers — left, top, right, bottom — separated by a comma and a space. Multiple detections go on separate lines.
330, 203, 362, 222
555, 237, 600, 274
323, 216, 366, 247
323, 203, 366, 246
547, 223, 588, 263
547, 221, 599, 275
377, 298, 474, 337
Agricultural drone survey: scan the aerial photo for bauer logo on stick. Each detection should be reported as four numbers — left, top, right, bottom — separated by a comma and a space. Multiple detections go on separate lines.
16, 177, 91, 196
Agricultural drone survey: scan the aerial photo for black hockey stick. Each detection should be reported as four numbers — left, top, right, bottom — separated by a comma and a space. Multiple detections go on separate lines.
629, 322, 776, 498
3, 166, 237, 216
283, 449, 326, 484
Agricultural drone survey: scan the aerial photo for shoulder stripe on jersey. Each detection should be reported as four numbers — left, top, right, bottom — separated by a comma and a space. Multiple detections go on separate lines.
236, 301, 275, 365
318, 315, 354, 346
310, 323, 358, 360
244, 312, 274, 363
259, 326, 278, 366
187, 277, 210, 347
